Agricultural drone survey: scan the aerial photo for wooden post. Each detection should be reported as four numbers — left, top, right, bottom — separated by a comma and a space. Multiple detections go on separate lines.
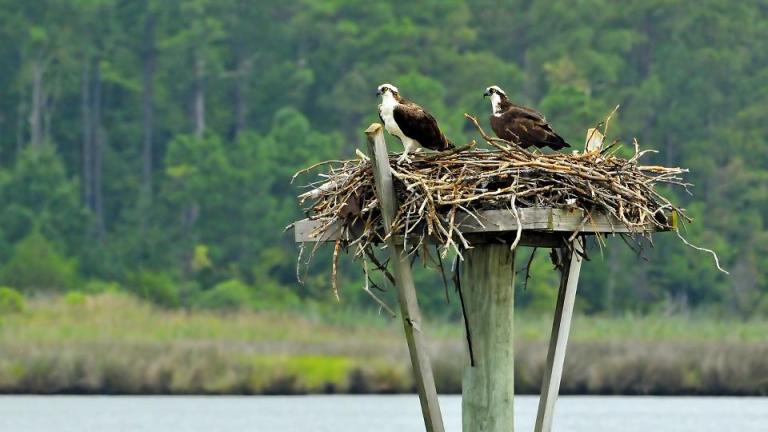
364, 123, 445, 432
461, 244, 516, 432
534, 237, 584, 432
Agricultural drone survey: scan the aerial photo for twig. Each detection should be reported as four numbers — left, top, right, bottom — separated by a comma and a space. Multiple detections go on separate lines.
509, 194, 523, 251
454, 254, 475, 367
436, 245, 450, 304
522, 248, 537, 291
675, 229, 729, 274
331, 239, 342, 301
362, 260, 397, 317
603, 104, 620, 138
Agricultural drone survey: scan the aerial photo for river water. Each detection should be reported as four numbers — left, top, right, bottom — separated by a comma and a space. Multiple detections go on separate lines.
1, 395, 766, 431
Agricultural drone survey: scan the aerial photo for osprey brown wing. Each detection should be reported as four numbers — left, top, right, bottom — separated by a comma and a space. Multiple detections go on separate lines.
393, 102, 453, 151
491, 105, 569, 150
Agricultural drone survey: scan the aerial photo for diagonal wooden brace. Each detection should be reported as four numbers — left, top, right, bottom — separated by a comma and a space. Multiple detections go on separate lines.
534, 237, 585, 432
364, 123, 445, 432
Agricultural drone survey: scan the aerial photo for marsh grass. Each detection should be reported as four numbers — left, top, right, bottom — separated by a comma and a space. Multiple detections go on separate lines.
0, 293, 766, 395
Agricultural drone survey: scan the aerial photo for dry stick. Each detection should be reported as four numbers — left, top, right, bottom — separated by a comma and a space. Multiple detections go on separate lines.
362, 246, 395, 285
602, 104, 620, 138
509, 194, 523, 251
453, 253, 475, 367
296, 242, 305, 285
422, 141, 476, 161
619, 232, 646, 257
291, 159, 353, 183
331, 238, 342, 301
362, 259, 397, 317
436, 244, 451, 304
675, 228, 729, 274
568, 212, 592, 243
515, 247, 539, 292
366, 273, 387, 293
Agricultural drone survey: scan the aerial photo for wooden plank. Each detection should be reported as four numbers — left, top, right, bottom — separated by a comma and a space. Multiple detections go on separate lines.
292, 219, 353, 242
364, 123, 445, 432
534, 237, 584, 432
293, 208, 670, 243
457, 208, 634, 232
461, 244, 516, 432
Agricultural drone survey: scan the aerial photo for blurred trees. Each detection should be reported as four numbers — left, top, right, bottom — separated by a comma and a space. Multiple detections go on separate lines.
0, 0, 765, 317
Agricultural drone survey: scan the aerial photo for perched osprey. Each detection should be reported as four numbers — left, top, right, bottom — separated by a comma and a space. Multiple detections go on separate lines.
377, 83, 453, 164
483, 86, 570, 151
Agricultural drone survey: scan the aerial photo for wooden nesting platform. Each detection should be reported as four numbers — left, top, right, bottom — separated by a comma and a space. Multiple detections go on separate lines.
294, 206, 675, 247
292, 123, 675, 432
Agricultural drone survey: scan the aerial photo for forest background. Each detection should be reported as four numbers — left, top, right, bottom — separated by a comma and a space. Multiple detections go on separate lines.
0, 0, 766, 395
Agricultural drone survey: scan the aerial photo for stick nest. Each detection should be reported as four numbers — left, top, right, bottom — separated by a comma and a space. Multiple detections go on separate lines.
294, 116, 691, 260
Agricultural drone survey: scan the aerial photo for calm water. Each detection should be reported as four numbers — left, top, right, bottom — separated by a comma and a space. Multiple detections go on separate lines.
1, 395, 766, 431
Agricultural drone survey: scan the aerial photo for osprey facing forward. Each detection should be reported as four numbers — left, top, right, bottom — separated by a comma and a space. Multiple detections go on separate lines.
484, 86, 570, 151
377, 83, 453, 164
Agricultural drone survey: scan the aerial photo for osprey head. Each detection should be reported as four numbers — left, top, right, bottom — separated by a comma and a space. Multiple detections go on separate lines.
484, 85, 509, 116
483, 85, 507, 99
376, 83, 400, 97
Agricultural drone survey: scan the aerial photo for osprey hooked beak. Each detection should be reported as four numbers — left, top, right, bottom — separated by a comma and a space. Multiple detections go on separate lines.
376, 84, 399, 97
484, 86, 506, 99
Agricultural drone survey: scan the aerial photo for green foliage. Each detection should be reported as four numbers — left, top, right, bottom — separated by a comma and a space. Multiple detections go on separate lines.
127, 271, 179, 308
0, 0, 763, 316
0, 231, 78, 292
249, 355, 353, 392
82, 280, 121, 295
0, 287, 26, 314
0, 146, 86, 254
516, 250, 562, 314
194, 279, 252, 311
64, 291, 88, 307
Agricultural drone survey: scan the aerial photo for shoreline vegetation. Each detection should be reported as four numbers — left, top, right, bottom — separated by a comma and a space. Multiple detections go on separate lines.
1, 293, 766, 396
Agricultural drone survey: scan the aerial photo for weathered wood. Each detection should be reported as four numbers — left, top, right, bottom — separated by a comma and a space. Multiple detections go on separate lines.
461, 244, 516, 432
365, 123, 445, 432
534, 238, 585, 432
293, 219, 353, 242
293, 208, 671, 243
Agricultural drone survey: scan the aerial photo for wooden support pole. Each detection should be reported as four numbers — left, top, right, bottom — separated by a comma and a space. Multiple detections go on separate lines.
534, 237, 585, 432
364, 123, 445, 432
461, 244, 516, 432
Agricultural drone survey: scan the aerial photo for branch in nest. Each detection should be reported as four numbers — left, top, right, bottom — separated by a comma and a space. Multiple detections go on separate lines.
423, 141, 476, 161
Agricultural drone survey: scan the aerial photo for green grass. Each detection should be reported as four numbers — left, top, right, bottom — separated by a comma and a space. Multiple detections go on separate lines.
0, 292, 766, 395
518, 313, 768, 343
0, 293, 403, 345
4, 292, 765, 344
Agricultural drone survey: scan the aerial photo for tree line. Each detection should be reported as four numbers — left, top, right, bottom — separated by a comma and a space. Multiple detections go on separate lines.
0, 0, 765, 317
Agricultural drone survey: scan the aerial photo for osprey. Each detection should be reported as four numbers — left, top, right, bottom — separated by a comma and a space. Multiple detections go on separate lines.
377, 83, 454, 164
483, 86, 570, 151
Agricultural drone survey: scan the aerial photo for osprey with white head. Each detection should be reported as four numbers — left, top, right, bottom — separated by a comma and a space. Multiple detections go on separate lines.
483, 85, 570, 151
376, 83, 453, 164
485, 85, 507, 117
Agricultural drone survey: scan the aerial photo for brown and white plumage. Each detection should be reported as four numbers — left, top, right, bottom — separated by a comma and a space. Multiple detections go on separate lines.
377, 83, 453, 163
484, 86, 570, 151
